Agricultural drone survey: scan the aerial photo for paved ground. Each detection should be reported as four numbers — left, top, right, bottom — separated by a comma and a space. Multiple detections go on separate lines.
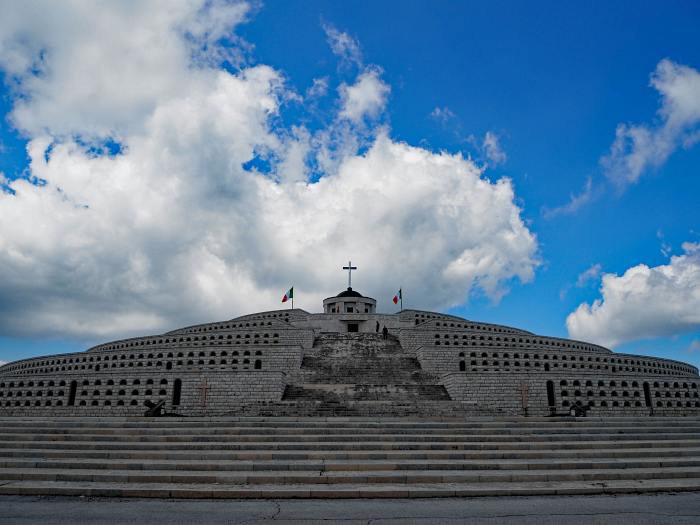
1, 492, 700, 524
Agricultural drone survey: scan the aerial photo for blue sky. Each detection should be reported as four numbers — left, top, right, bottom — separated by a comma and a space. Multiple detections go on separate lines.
1, 1, 699, 368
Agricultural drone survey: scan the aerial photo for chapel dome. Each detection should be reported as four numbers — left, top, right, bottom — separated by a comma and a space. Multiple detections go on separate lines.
336, 287, 364, 298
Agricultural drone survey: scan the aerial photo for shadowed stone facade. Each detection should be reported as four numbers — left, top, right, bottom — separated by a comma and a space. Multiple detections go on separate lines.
1, 288, 698, 417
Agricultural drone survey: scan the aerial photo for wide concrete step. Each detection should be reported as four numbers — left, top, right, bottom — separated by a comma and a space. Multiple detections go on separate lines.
3, 438, 700, 452
3, 446, 698, 461
6, 423, 700, 434
2, 416, 698, 427
2, 416, 700, 498
3, 432, 699, 444
2, 417, 699, 429
294, 359, 435, 384
4, 456, 700, 473
3, 466, 700, 485
281, 384, 451, 402
6, 424, 700, 436
1, 478, 700, 498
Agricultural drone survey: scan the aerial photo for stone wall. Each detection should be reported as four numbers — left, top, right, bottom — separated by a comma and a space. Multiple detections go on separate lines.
413, 323, 615, 356
417, 344, 697, 378
1, 344, 304, 378
442, 371, 700, 417
0, 370, 285, 416
2, 305, 699, 418
292, 314, 411, 334
86, 324, 314, 354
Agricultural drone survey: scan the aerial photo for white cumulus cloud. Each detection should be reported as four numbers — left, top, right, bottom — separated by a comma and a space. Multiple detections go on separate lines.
601, 59, 700, 188
306, 77, 329, 99
542, 177, 595, 219
575, 263, 602, 288
0, 0, 251, 140
429, 106, 456, 124
567, 243, 700, 348
338, 67, 390, 123
0, 1, 539, 340
482, 131, 507, 166
322, 23, 362, 67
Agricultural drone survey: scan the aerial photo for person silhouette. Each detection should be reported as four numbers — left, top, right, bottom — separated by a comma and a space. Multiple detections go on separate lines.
382, 325, 388, 340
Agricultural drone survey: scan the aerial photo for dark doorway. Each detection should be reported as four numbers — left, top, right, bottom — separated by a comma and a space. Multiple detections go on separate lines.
544, 363, 550, 371
172, 379, 182, 406
68, 380, 77, 406
643, 382, 652, 407
546, 380, 555, 409
347, 323, 359, 332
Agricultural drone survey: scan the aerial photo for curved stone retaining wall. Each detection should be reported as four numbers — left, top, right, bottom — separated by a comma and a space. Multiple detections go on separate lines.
1, 307, 698, 417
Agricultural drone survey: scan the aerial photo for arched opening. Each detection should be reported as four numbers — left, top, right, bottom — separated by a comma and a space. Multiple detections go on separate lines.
67, 380, 77, 406
254, 359, 262, 370
459, 361, 465, 372
643, 382, 652, 407
544, 363, 550, 371
172, 378, 182, 406
546, 380, 555, 410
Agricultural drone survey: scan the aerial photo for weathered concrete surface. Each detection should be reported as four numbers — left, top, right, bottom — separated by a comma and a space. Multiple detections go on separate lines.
2, 303, 699, 418
1, 492, 700, 524
3, 417, 700, 498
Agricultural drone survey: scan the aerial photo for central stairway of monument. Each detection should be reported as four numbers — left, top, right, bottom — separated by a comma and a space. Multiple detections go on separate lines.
2, 416, 700, 498
280, 333, 450, 416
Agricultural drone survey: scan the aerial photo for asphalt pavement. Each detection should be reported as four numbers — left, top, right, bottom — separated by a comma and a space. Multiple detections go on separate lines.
1, 492, 700, 524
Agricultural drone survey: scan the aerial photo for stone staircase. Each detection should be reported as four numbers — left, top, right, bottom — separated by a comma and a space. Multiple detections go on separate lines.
279, 333, 450, 415
282, 384, 451, 402
1, 416, 700, 498
295, 333, 435, 384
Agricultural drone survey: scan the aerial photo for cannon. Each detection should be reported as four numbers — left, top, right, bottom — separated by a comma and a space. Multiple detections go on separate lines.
143, 399, 166, 417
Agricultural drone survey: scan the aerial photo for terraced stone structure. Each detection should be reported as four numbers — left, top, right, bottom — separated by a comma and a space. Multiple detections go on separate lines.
1, 287, 699, 417
3, 416, 700, 498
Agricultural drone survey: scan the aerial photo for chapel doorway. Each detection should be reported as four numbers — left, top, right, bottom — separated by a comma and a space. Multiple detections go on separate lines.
546, 380, 555, 412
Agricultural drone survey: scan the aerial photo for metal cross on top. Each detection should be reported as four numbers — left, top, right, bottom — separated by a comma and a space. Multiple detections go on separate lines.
342, 261, 357, 288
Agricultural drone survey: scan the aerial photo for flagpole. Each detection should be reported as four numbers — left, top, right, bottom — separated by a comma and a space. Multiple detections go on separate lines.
400, 288, 403, 312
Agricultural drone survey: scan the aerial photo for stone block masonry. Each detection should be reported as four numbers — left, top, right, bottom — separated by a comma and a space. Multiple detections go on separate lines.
0, 370, 286, 417
3, 416, 700, 498
1, 291, 699, 417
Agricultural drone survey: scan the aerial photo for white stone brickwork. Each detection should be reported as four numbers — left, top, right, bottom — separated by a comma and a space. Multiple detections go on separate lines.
1, 292, 698, 417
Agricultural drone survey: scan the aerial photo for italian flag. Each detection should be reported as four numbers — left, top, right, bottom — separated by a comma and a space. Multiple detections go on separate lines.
281, 287, 294, 303
393, 289, 402, 304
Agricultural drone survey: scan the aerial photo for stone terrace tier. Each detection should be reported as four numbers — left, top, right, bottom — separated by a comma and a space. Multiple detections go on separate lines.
2, 416, 700, 498
279, 333, 450, 415
1, 304, 698, 417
